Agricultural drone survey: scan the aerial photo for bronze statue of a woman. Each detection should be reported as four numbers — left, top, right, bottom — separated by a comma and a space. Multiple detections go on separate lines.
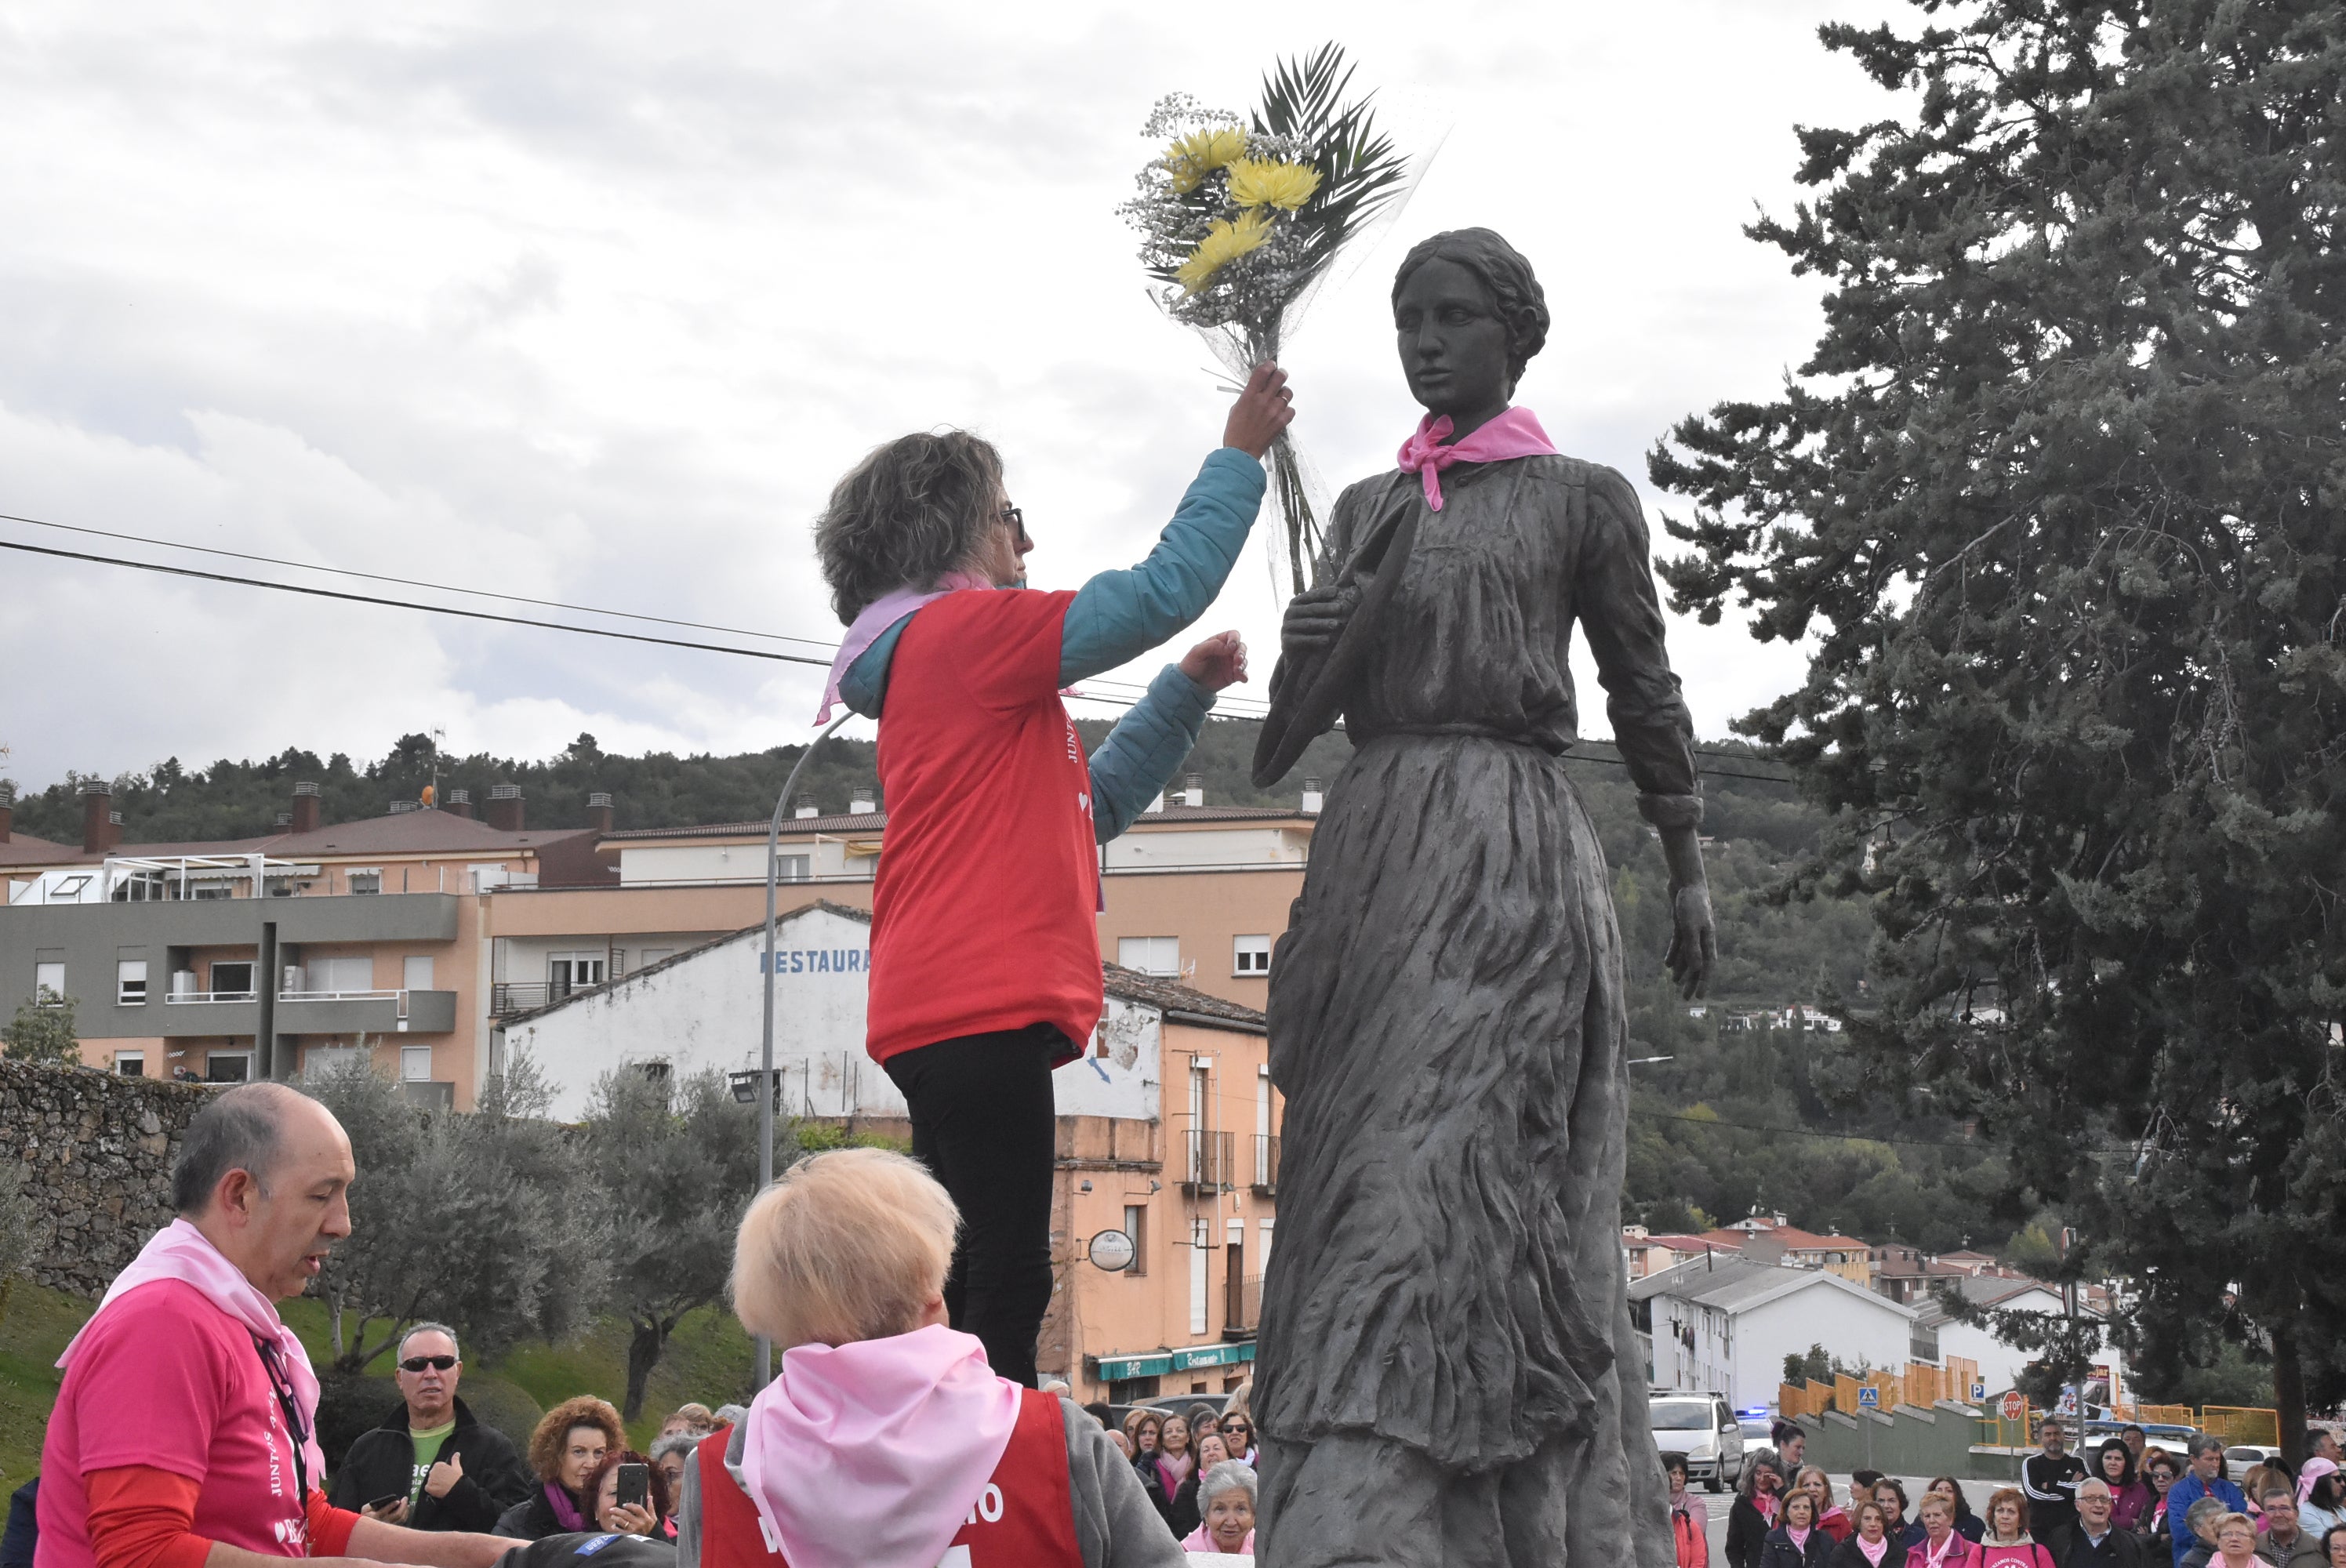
1254, 228, 1716, 1566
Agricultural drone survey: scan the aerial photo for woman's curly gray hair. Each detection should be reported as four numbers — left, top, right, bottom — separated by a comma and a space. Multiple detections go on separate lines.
814, 430, 1005, 623
1392, 227, 1550, 383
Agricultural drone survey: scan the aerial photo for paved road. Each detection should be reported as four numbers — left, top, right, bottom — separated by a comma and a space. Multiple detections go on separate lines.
1698, 1472, 2011, 1561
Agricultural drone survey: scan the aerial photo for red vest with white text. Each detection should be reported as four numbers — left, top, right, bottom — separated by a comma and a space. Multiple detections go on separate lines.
694, 1391, 1082, 1568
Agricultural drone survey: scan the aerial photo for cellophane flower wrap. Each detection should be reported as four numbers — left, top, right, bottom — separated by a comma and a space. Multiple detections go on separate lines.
1120, 46, 1411, 593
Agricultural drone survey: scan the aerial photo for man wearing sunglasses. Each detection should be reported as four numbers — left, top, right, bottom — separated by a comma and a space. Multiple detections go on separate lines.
40, 1083, 510, 1568
329, 1324, 530, 1532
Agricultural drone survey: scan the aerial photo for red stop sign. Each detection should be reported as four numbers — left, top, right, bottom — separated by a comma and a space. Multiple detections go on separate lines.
1999, 1392, 2027, 1421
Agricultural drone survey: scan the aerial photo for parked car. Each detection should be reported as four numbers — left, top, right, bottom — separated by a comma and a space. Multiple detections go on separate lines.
2226, 1445, 2280, 1483
1651, 1391, 1746, 1493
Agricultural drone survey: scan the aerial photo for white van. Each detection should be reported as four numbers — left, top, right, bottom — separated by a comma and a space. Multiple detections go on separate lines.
1651, 1391, 1747, 1493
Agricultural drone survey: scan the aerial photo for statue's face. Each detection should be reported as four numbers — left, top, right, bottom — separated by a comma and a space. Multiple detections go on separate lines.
1393, 256, 1513, 417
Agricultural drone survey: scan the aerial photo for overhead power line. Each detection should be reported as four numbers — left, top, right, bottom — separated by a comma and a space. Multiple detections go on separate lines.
0, 537, 833, 667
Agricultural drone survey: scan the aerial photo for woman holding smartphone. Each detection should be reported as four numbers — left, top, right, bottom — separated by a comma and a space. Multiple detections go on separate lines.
814, 364, 1294, 1386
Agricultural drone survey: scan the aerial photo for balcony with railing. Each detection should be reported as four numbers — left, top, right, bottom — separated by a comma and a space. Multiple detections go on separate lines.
1224, 1272, 1262, 1340
490, 975, 613, 1017
1181, 1129, 1234, 1195
1251, 1133, 1280, 1194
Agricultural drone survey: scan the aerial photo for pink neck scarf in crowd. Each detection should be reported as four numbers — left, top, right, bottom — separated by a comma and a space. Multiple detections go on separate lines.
737, 1324, 1020, 1568
815, 572, 992, 724
1860, 1537, 1891, 1566
59, 1218, 328, 1482
1394, 407, 1560, 511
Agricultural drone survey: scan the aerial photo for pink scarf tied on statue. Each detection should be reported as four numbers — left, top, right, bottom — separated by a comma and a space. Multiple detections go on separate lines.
59, 1218, 328, 1483
738, 1324, 1021, 1568
1394, 407, 1560, 511
814, 572, 992, 724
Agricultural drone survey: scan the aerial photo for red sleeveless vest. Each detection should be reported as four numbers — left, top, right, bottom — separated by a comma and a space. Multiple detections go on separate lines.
695, 1390, 1083, 1568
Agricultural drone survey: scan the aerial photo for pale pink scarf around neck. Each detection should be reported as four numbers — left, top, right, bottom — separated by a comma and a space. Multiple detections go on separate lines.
59, 1218, 328, 1483
737, 1324, 1020, 1568
1860, 1536, 1891, 1566
814, 572, 991, 724
1395, 407, 1560, 511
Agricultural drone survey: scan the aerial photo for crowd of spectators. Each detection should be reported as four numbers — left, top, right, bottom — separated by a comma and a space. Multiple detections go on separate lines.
1702, 1420, 2346, 1568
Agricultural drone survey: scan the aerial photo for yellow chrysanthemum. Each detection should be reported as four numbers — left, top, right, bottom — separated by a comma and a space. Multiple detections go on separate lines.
1163, 126, 1247, 194
1226, 158, 1321, 212
1175, 209, 1275, 294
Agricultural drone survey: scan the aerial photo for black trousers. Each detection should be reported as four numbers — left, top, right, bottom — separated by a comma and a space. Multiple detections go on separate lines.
882, 1025, 1060, 1387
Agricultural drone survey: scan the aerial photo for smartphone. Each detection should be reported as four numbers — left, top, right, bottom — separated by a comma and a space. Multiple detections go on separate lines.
365, 1494, 403, 1512
615, 1463, 648, 1512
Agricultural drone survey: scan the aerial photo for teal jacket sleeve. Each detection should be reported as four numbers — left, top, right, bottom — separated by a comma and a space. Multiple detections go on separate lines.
1086, 663, 1215, 843
1058, 446, 1266, 684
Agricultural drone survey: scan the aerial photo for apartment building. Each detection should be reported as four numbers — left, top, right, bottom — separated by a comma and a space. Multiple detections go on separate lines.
499, 900, 1281, 1403
0, 780, 605, 1103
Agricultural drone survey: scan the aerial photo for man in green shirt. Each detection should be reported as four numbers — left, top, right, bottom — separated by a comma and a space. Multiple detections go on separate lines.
329, 1323, 532, 1531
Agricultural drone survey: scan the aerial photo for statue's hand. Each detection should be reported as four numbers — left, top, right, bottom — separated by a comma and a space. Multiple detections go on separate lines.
1281, 581, 1358, 659
1665, 882, 1716, 1000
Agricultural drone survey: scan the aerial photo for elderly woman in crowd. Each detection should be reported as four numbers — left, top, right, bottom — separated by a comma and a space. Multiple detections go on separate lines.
2177, 1497, 2230, 1568
1908, 1494, 1980, 1568
1828, 1500, 1898, 1568
1182, 1461, 1256, 1555
1762, 1486, 1837, 1568
496, 1396, 627, 1540
2211, 1513, 2261, 1568
1729, 1457, 1789, 1568
585, 1450, 670, 1539
1167, 1434, 1232, 1541
648, 1433, 697, 1519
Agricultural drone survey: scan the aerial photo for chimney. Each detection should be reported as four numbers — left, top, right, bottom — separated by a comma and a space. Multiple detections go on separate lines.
290, 781, 322, 834
848, 794, 877, 815
274, 811, 292, 829
445, 788, 474, 819
485, 784, 524, 832
794, 804, 820, 820
586, 791, 615, 834
82, 779, 119, 855
0, 782, 13, 843
1180, 772, 1204, 808
1300, 775, 1324, 815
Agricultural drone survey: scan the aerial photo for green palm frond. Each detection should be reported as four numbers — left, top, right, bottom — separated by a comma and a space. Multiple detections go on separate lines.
1253, 43, 1411, 295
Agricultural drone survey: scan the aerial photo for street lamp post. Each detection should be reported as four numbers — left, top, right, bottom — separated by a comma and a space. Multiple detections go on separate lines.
755, 713, 852, 1388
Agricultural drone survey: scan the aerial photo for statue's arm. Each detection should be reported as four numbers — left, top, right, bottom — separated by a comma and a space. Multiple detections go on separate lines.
1577, 466, 1716, 997
1267, 481, 1370, 706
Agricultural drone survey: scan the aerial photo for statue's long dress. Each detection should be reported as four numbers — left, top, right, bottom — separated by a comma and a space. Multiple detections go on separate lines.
1255, 454, 1699, 1568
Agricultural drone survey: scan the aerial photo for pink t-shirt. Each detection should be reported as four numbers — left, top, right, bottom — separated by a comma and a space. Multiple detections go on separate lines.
38, 1279, 314, 1568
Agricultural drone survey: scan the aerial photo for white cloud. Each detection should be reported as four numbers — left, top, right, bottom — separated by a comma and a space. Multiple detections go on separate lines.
0, 0, 1900, 790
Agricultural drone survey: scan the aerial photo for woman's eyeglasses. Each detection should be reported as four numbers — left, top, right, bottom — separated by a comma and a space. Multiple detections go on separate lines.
1000, 504, 1031, 550
401, 1355, 458, 1372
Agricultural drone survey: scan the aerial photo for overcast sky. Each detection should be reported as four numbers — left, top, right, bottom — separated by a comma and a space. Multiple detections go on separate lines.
0, 1, 1905, 795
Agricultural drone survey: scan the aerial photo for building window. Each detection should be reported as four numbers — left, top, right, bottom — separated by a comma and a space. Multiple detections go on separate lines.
118, 959, 148, 1006
640, 947, 674, 967
550, 954, 606, 991
205, 1051, 252, 1083
1123, 1203, 1149, 1278
779, 855, 811, 883
402, 956, 434, 992
1233, 935, 1271, 975
35, 960, 65, 1004
1119, 936, 1178, 977
1189, 1222, 1210, 1336
307, 956, 374, 994
347, 869, 381, 895
116, 1053, 145, 1077
210, 961, 255, 1000
1106, 1374, 1160, 1404
400, 1046, 433, 1082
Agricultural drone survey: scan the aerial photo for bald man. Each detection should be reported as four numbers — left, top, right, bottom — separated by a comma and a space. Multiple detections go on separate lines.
38, 1083, 509, 1568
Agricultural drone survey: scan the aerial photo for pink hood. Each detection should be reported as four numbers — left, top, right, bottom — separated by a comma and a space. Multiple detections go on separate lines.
737, 1324, 1020, 1568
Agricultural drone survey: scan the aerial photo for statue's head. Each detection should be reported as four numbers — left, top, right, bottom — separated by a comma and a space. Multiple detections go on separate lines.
1390, 228, 1549, 419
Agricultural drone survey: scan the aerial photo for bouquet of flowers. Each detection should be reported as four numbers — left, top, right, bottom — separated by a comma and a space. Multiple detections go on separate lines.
1120, 45, 1411, 593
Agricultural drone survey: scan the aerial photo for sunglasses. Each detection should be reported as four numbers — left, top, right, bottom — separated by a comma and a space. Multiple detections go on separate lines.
1000, 504, 1031, 550
401, 1355, 458, 1372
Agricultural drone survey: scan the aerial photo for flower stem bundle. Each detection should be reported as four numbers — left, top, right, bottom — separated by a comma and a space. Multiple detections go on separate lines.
1120, 45, 1411, 593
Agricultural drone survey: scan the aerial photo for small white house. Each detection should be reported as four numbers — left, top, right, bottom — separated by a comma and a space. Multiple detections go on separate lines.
1632, 1253, 1919, 1410
498, 899, 1168, 1123
1915, 1275, 2127, 1399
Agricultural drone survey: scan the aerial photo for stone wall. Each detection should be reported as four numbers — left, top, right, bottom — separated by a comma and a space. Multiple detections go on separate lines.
1, 1058, 209, 1296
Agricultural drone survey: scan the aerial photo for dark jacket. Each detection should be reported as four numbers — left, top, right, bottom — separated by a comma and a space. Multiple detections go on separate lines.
1166, 1472, 1204, 1542
328, 1396, 533, 1533
1831, 1536, 1895, 1568
1763, 1525, 1839, 1568
2069, 1526, 2150, 1568
2, 1480, 35, 1568
1729, 1498, 1780, 1568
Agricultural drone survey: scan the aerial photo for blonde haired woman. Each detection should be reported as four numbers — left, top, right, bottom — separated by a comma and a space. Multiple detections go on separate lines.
674, 1149, 1179, 1568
